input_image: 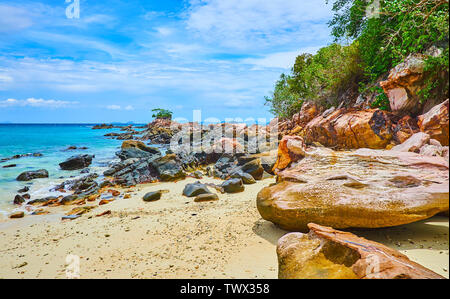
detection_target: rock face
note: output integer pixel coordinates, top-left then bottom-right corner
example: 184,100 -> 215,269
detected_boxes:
150,154 -> 186,182
257,147 -> 449,231
417,99 -> 449,146
16,169 -> 49,181
277,223 -> 445,279
59,154 -> 94,170
273,136 -> 306,172
303,109 -> 393,149
380,54 -> 426,114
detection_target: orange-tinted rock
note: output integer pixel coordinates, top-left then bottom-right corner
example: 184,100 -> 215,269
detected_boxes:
272,136 -> 306,172
212,138 -> 244,154
257,147 -> 449,231
292,101 -> 320,128
108,189 -> 121,197
417,99 -> 449,146
303,109 -> 393,149
380,54 -> 426,114
9,211 -> 25,219
96,210 -> 111,217
99,199 -> 113,206
277,223 -> 445,279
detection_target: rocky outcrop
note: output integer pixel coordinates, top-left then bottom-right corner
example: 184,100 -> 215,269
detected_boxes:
257,147 -> 449,231
92,123 -> 113,129
380,54 -> 426,114
303,109 -> 393,149
59,154 -> 94,170
117,140 -> 161,160
272,136 -> 306,172
417,99 -> 449,146
150,154 -> 186,182
16,169 -> 49,181
277,223 -> 445,279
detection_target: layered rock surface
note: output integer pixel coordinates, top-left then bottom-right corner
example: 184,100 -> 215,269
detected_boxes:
257,146 -> 449,231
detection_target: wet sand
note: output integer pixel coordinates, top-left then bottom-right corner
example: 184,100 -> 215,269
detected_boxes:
0,177 -> 448,278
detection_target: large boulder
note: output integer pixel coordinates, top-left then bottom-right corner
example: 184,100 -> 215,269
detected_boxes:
104,158 -> 157,186
380,54 -> 426,114
417,99 -> 449,146
277,223 -> 445,279
59,154 -> 94,170
16,169 -> 49,181
183,182 -> 211,197
303,109 -> 393,149
257,147 -> 449,231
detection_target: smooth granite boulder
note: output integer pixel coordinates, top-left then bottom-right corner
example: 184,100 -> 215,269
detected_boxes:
277,223 -> 445,279
257,147 -> 449,231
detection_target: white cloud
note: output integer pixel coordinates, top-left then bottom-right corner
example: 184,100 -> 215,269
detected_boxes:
242,47 -> 322,69
125,105 -> 134,110
185,0 -> 333,49
0,98 -> 78,108
0,4 -> 33,33
107,105 -> 122,110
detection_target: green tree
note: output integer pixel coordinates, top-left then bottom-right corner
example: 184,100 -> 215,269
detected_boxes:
152,108 -> 173,120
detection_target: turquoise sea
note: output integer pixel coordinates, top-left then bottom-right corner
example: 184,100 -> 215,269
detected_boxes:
0,124 -> 142,216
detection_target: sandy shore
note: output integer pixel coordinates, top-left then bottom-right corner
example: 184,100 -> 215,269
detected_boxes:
0,177 -> 448,279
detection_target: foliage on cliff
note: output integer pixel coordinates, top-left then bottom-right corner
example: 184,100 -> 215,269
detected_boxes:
265,43 -> 363,119
266,0 -> 449,119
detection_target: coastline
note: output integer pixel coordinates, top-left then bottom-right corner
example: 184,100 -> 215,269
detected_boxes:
0,177 -> 448,279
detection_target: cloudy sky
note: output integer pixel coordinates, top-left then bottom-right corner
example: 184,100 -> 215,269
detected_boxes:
0,0 -> 333,123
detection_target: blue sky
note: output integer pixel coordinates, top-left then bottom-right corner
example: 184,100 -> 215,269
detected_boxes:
0,0 -> 333,123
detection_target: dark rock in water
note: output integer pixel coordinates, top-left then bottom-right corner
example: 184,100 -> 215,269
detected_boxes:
28,196 -> 58,206
60,195 -> 79,205
80,168 -> 90,174
143,191 -> 162,202
0,152 -> 43,163
59,154 -> 94,170
16,169 -> 49,181
183,182 -> 211,197
22,193 -> 30,200
92,123 -> 113,129
14,195 -> 25,205
151,154 -> 186,182
221,178 -> 245,193
194,193 -> 219,202
2,164 -> 16,168
230,171 -> 256,185
18,186 -> 30,193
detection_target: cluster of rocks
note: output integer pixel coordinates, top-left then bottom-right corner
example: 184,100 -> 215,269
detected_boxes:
0,152 -> 43,163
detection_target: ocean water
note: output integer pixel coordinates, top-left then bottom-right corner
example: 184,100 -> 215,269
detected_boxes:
0,124 -> 140,216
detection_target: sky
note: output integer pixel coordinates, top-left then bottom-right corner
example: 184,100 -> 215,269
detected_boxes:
0,0 -> 334,123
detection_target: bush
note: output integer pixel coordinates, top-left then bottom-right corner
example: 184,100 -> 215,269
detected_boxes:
265,43 -> 363,119
152,108 -> 173,120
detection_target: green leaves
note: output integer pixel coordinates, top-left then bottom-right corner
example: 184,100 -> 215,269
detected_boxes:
152,108 -> 173,120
